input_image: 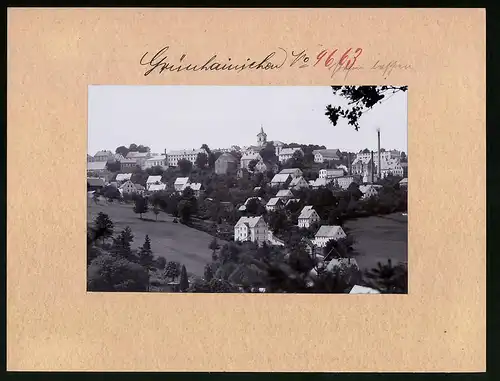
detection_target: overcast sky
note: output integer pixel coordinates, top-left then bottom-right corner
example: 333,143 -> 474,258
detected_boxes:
88,86 -> 407,155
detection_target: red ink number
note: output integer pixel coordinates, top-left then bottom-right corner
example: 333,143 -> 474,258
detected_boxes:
340,48 -> 363,69
325,49 -> 338,67
314,50 -> 328,67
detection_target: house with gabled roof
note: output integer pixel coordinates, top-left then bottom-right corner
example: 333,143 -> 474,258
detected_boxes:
185,182 -> 203,198
234,216 -> 268,246
278,148 -> 303,163
266,197 -> 284,212
326,257 -> 359,273
399,178 -> 408,188
313,225 -> 347,247
289,176 -> 309,190
270,173 -> 292,188
146,175 -> 163,190
148,183 -> 167,192
120,180 -> 145,195
349,285 -> 381,294
313,149 -> 341,163
240,152 -> 262,170
174,177 -> 190,192
115,173 -> 132,183
310,177 -> 332,189
359,184 -> 382,199
87,161 -> 107,173
238,197 -> 265,212
279,168 -> 303,178
94,150 -> 114,162
298,206 -> 321,228
276,189 -> 294,200
87,177 -> 106,191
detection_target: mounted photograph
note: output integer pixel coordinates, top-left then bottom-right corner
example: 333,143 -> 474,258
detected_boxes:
87,85 -> 408,294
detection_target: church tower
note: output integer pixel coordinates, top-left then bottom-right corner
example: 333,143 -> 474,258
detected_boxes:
257,125 -> 267,147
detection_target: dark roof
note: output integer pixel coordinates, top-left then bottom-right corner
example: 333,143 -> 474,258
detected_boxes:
87,178 -> 105,187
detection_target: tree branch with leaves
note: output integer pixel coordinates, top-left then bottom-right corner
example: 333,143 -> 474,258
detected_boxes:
325,86 -> 408,131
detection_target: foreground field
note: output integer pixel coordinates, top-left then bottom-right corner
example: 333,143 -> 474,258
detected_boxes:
344,213 -> 408,272
88,200 -> 225,276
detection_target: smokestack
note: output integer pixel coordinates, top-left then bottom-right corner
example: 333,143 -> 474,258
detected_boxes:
371,150 -> 374,183
377,128 -> 381,178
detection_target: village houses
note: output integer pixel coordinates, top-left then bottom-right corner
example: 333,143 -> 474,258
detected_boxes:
185,182 -> 203,198
313,149 -> 341,163
335,175 -> 362,190
215,153 -> 239,175
167,148 -> 207,167
115,173 -> 132,184
93,150 -> 114,162
275,189 -> 294,200
298,206 -> 321,229
148,183 -> 167,192
87,161 -> 108,174
234,216 -> 268,246
240,152 -> 262,170
289,176 -> 310,190
266,197 -> 284,212
319,168 -> 344,179
87,177 -> 106,192
313,225 -> 347,248
254,159 -> 279,174
119,180 -> 145,195
359,184 -> 383,199
174,177 -> 190,193
126,151 -> 151,169
146,175 -> 163,190
270,173 -> 292,188
279,168 -> 303,178
238,197 -> 265,212
145,154 -> 167,170
278,147 -> 303,163
120,158 -> 138,172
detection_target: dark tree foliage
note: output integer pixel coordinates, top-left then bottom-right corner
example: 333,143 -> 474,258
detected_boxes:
178,158 -> 193,175
179,265 -> 189,292
364,259 -> 408,294
106,161 -> 121,172
195,153 -> 209,169
204,264 -> 214,282
325,86 -> 408,130
139,235 -> 154,270
133,196 -> 149,219
112,226 -> 135,261
164,261 -> 181,282
92,212 -> 114,244
248,159 -> 258,172
115,145 -> 129,157
87,254 -> 149,292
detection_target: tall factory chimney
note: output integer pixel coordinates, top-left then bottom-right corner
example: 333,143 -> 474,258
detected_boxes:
371,150 -> 374,183
377,128 -> 381,179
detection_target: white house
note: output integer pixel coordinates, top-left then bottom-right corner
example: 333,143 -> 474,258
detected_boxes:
240,152 -> 262,170
276,189 -> 294,200
185,182 -> 203,198
349,285 -> 381,294
289,176 -> 309,190
94,150 -> 114,162
326,257 -> 359,273
266,197 -> 284,212
310,177 -> 332,189
167,149 -> 207,167
279,168 -> 303,178
115,173 -> 132,183
298,206 -> 321,228
148,183 -> 167,192
119,180 -> 143,195
380,158 -> 404,178
174,177 -> 190,192
146,175 -> 162,190
234,216 -> 269,246
359,184 -> 382,199
145,155 -> 167,169
126,151 -> 151,169
313,149 -> 341,163
319,168 -> 344,179
313,225 -> 347,247
278,148 -> 303,163
270,173 -> 291,188
335,175 -> 361,190
87,161 -> 108,173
